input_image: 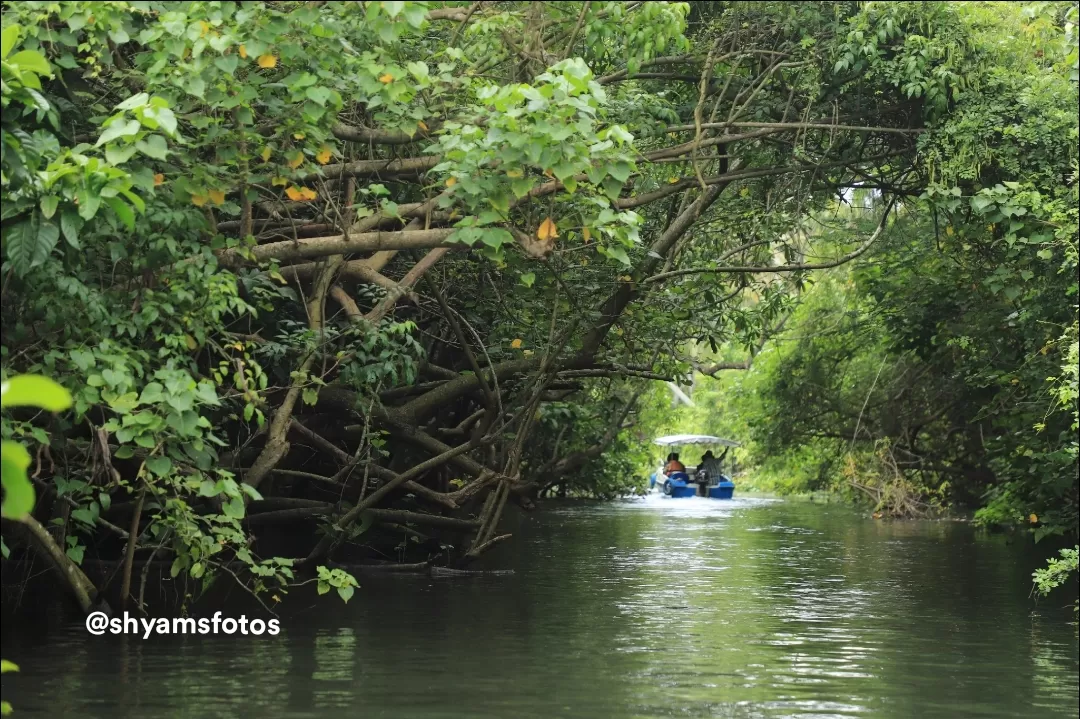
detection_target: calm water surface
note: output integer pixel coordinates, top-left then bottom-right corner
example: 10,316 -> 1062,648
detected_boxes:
3,497 -> 1078,718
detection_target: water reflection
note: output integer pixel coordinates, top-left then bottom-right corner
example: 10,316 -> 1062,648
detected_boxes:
3,497 -> 1077,718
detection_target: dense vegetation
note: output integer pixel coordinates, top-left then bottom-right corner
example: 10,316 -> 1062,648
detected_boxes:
1,1 -> 1076,616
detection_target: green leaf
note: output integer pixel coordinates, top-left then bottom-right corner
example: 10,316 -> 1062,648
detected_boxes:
520,272 -> 536,288
1,375 -> 73,411
1,440 -> 35,518
511,176 -> 536,198
153,107 -> 177,136
215,55 -> 239,74
1,24 -> 20,61
39,195 -> 59,219
66,542 -> 85,564
480,228 -> 513,249
0,659 -> 18,674
60,211 -> 82,249
305,86 -> 331,106
138,382 -> 164,404
605,161 -> 633,183
4,218 -> 59,273
116,93 -> 150,111
145,456 -> 172,477
10,50 -> 52,76
105,197 -> 136,231
76,187 -> 101,220
135,134 -> 169,160
108,140 -> 138,167
337,585 -> 355,602
240,483 -> 263,501
222,496 -> 245,519
96,119 -> 141,147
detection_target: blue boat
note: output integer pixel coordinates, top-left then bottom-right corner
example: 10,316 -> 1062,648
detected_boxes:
648,434 -> 739,499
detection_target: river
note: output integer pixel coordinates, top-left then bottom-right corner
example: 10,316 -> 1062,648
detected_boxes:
2,496 -> 1077,718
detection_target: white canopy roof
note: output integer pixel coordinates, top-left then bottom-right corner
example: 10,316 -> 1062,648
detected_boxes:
653,434 -> 740,447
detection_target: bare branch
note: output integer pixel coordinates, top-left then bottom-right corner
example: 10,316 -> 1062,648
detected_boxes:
644,197 -> 897,284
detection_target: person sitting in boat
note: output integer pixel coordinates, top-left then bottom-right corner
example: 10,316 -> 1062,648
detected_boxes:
663,453 -> 686,476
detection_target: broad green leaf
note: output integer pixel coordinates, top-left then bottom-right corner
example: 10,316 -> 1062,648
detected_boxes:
223,496 -> 245,519
116,92 -> 150,111
145,456 -> 172,477
1,24 -> 19,60
105,197 -> 136,231
0,440 -> 35,518
60,211 -> 82,249
39,195 -> 59,219
10,49 -> 51,76
1,375 -> 72,411
96,119 -> 141,147
136,134 -> 169,160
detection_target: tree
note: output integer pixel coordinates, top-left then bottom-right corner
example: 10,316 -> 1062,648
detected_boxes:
2,1 -> 1031,608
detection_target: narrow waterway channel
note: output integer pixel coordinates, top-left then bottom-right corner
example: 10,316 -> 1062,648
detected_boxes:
3,497 -> 1077,718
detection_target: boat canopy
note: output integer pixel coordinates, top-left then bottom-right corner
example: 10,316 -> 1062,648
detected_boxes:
653,434 -> 740,447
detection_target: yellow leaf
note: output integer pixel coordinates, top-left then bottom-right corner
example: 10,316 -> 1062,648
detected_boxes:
945,225 -> 954,236
261,146 -> 272,162
506,168 -> 523,178
287,152 -> 304,169
418,120 -> 429,132
271,176 -> 288,187
1029,513 -> 1039,523
379,73 -> 394,83
739,186 -> 750,197
582,226 -> 591,242
537,217 -> 558,242
1011,378 -> 1020,384
580,257 -> 589,266
153,173 -> 165,186
316,147 -> 332,165
271,594 -> 281,603
445,176 -> 457,187
619,274 -> 632,282
286,186 -> 317,202
269,270 -> 288,285
293,132 -> 305,140
511,339 -> 523,349
523,349 -> 534,357
238,44 -> 248,59
184,334 -> 197,350
668,176 -> 680,184
190,194 -> 208,207
199,20 -> 210,37
208,189 -> 226,206
257,54 -> 277,69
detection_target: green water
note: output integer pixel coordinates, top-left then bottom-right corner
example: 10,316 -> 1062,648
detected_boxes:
3,497 -> 1078,717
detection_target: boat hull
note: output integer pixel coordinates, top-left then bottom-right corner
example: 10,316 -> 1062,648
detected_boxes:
650,473 -> 735,499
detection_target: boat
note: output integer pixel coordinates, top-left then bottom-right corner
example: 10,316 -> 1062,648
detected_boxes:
649,434 -> 740,499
